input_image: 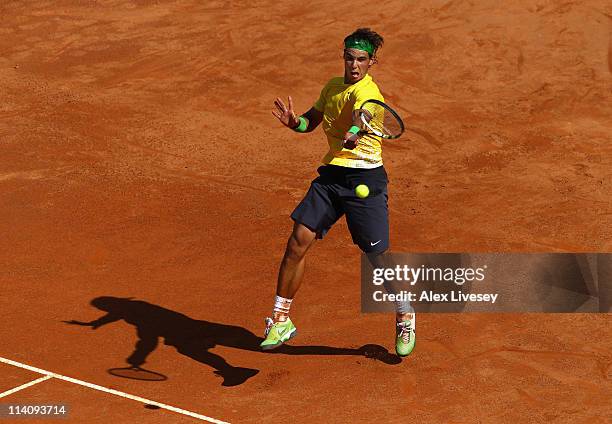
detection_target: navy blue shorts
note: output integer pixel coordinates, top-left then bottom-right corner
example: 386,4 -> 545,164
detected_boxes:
291,164 -> 389,253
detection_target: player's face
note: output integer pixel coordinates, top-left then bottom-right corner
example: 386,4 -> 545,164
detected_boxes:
343,48 -> 373,84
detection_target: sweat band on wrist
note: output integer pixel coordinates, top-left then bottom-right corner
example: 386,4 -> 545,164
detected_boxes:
293,116 -> 308,133
348,125 -> 361,135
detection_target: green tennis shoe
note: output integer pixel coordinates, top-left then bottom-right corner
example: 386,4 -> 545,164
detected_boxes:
395,317 -> 416,357
260,317 -> 297,350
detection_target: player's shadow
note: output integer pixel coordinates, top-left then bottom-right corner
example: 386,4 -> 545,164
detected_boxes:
64,296 -> 399,387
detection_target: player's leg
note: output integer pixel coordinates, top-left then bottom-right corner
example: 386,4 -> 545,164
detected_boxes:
365,250 -> 415,357
344,196 -> 414,322
260,223 -> 315,351
343,167 -> 415,356
365,251 -> 414,318
261,168 -> 343,350
276,222 -> 317,301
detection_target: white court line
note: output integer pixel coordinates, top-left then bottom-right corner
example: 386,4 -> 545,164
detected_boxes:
0,357 -> 229,424
0,375 -> 53,398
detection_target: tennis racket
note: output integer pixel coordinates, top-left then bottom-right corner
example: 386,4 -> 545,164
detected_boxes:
357,99 -> 405,139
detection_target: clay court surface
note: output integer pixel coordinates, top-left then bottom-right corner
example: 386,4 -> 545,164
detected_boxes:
1,0 -> 611,422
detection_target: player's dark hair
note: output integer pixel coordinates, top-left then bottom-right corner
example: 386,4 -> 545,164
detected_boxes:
344,28 -> 384,59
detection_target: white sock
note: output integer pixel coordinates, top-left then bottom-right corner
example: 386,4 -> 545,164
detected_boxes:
272,295 -> 292,322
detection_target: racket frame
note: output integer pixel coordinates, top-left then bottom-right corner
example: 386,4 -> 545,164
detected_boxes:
358,99 -> 405,139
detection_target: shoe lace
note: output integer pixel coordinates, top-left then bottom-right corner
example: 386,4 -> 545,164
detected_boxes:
264,317 -> 274,336
398,322 -> 412,344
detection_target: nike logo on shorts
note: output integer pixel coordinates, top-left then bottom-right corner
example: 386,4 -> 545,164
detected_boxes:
370,240 -> 381,246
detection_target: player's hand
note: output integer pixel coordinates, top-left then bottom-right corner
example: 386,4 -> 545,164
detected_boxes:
342,131 -> 360,150
272,96 -> 299,129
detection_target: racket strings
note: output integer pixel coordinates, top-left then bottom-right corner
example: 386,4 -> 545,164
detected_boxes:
381,110 -> 402,137
361,101 -> 403,138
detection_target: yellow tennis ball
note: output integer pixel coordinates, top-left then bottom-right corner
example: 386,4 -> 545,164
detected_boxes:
355,184 -> 370,199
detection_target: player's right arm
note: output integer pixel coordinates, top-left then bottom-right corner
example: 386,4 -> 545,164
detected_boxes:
342,109 -> 368,149
272,96 -> 323,133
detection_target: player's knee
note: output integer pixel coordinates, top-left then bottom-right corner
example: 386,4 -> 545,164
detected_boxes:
285,238 -> 305,261
285,226 -> 314,261
366,250 -> 388,268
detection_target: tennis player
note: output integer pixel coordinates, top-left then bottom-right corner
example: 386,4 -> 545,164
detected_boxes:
261,28 -> 415,357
